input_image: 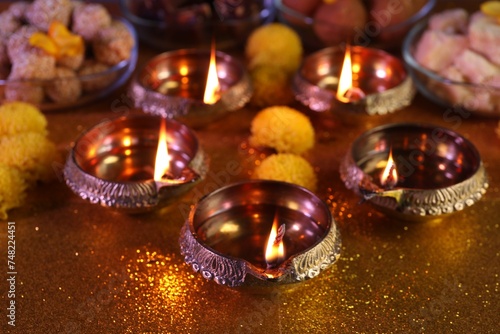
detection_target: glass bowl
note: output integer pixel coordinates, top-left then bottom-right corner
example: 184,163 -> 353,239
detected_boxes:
274,0 -> 436,50
403,19 -> 500,117
119,0 -> 275,50
0,18 -> 138,112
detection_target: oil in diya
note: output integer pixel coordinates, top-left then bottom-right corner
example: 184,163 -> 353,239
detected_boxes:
340,123 -> 489,219
293,45 -> 415,115
64,114 -> 208,213
179,180 -> 342,287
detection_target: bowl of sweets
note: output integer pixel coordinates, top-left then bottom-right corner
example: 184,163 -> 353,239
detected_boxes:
274,0 -> 436,50
120,0 -> 275,50
0,0 -> 137,111
403,3 -> 500,116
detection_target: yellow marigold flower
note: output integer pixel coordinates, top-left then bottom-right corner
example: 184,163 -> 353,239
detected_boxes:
245,23 -> 303,74
249,65 -> 295,108
0,164 -> 27,220
252,153 -> 317,192
0,132 -> 58,184
249,106 -> 315,154
0,102 -> 47,136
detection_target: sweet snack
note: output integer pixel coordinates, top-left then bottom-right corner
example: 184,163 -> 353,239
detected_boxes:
93,21 -> 135,66
0,10 -> 21,38
281,0 -> 429,46
313,0 -> 367,45
6,25 -> 39,60
78,60 -> 116,92
45,67 -> 82,103
72,3 -> 112,41
4,82 -> 45,104
25,0 -> 72,31
0,0 -> 134,106
8,52 -> 56,80
7,2 -> 29,20
368,0 -> 428,28
412,5 -> 500,113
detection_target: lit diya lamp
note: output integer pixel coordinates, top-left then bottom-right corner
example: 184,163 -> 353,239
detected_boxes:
64,114 -> 208,213
340,123 -> 488,219
179,180 -> 342,287
129,41 -> 252,127
293,45 -> 415,115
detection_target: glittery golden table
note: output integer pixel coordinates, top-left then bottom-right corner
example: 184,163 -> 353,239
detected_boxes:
1,2 -> 499,333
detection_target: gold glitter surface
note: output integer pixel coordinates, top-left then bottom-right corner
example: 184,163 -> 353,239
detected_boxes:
0,2 -> 499,333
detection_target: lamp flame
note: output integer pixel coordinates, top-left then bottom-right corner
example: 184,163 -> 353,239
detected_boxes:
337,45 -> 353,103
336,45 -> 365,102
203,39 -> 220,104
265,214 -> 285,268
380,148 -> 398,189
154,118 -> 170,181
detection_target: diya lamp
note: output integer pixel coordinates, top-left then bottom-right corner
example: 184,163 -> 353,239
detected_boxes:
179,180 -> 342,287
129,41 -> 252,127
64,114 -> 208,213
293,45 -> 415,115
340,123 -> 489,220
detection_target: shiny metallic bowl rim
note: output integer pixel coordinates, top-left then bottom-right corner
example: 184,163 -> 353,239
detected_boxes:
63,114 -> 207,213
179,180 -> 342,287
340,122 -> 489,218
293,45 -> 415,115
129,48 -> 252,125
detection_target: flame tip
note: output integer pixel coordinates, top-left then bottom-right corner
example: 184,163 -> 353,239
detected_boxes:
337,44 -> 366,103
153,118 -> 170,181
265,214 -> 286,268
380,147 -> 399,189
203,40 -> 221,104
